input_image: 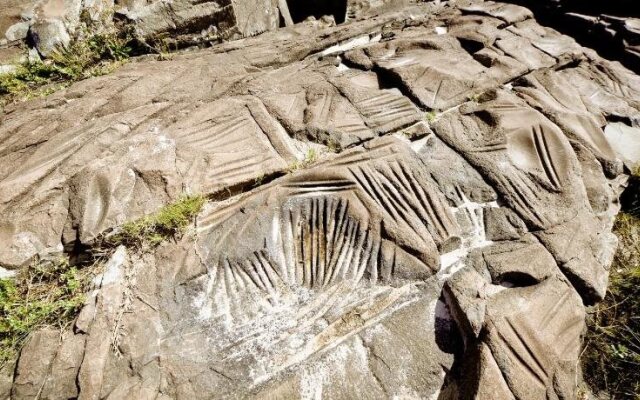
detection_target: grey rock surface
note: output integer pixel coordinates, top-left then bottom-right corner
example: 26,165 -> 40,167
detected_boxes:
4,22 -> 29,42
345,0 -> 410,21
2,0 -> 286,60
1,1 -> 639,399
29,18 -> 72,56
118,0 -> 279,41
605,122 -> 640,170
499,0 -> 640,73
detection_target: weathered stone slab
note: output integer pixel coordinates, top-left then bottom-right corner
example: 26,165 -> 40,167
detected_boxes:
3,3 -> 640,399
604,122 -> 640,169
433,90 -> 588,230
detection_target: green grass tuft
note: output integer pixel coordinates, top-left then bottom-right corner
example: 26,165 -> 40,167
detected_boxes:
0,258 -> 96,366
326,139 -> 340,153
253,173 -> 266,187
582,212 -> 640,399
288,148 -> 318,172
467,93 -> 481,102
0,30 -> 134,104
305,148 -> 318,164
108,195 -> 206,248
425,110 -> 437,123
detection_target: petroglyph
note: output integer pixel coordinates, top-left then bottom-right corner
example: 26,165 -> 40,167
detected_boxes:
433,91 -> 585,230
2,2 -> 639,399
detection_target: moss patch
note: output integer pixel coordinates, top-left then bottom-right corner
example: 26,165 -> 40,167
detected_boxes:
582,212 -> 640,399
107,195 -> 206,248
0,258 -> 97,366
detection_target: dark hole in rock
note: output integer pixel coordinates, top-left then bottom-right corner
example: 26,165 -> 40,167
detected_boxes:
434,295 -> 464,356
621,173 -> 640,217
458,38 -> 484,55
25,27 -> 38,50
606,114 -> 637,127
497,272 -> 539,288
286,0 -> 347,24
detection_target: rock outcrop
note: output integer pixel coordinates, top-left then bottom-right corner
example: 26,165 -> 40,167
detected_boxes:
0,0 -> 418,65
1,0 -> 285,62
1,1 -> 640,399
500,0 -> 640,73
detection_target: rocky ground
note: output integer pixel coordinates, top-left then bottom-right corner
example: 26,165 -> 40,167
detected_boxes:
501,0 -> 640,74
0,0 -> 639,399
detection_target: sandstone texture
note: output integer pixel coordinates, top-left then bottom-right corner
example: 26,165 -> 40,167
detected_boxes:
1,1 -> 640,399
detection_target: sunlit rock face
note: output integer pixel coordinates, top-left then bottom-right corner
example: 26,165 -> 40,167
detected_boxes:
2,1 -> 640,399
1,0 -> 282,62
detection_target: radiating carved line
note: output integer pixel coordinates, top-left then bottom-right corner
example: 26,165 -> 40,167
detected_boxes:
372,170 -> 415,220
470,143 -> 508,153
351,166 -> 410,230
495,174 -> 547,227
301,203 -> 312,287
495,326 -> 547,388
4,124 -> 97,183
328,219 -> 355,285
325,199 -> 350,286
223,259 -> 239,313
555,315 -> 584,355
539,288 -> 571,328
286,180 -> 355,188
211,154 -> 271,173
336,123 -> 371,134
355,229 -> 375,283
179,114 -> 250,148
532,124 -> 561,191
245,258 -> 266,292
432,79 -> 444,107
289,187 -> 355,196
234,263 -> 251,289
397,162 -> 458,241
504,318 -> 549,383
357,93 -> 417,127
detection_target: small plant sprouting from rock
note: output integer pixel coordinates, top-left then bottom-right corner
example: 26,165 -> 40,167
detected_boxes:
403,129 -> 421,140
326,139 -> 341,153
582,211 -> 640,399
0,30 -> 134,104
288,148 -> 318,172
107,195 -> 206,248
254,173 -> 266,187
425,110 -> 437,123
305,148 -> 318,162
467,92 -> 482,103
0,62 -> 66,100
147,36 -> 178,61
0,258 -> 97,366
